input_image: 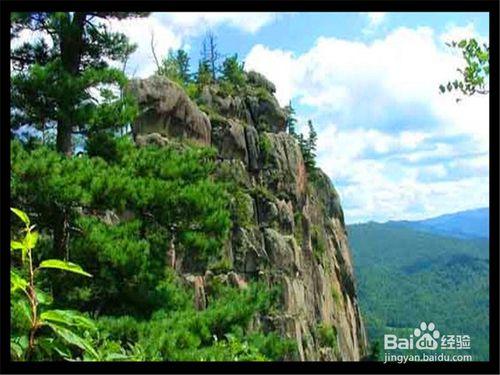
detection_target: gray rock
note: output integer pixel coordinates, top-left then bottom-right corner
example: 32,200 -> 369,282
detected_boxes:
211,117 -> 248,164
246,95 -> 286,133
263,228 -> 301,272
260,132 -> 307,202
246,70 -> 276,93
244,125 -> 260,171
128,76 -> 211,145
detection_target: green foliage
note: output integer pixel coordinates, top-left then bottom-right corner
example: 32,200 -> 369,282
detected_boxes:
259,133 -> 273,165
221,54 -> 246,88
315,323 -> 338,349
349,222 -> 489,361
331,287 -> 341,306
440,38 -> 489,98
10,19 -> 323,362
157,49 -> 191,86
97,281 -> 295,361
311,225 -> 327,263
197,60 -> 213,87
293,211 -> 304,244
284,101 -> 297,136
231,190 -> 254,227
300,120 -> 318,171
86,131 -> 121,163
10,208 -> 96,361
11,12 -> 145,154
11,138 -> 232,314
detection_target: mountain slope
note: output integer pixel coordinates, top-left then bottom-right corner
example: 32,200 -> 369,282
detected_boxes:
390,207 -> 489,239
348,220 -> 489,361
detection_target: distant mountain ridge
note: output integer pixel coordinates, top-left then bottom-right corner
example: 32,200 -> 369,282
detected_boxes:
347,208 -> 489,361
387,207 -> 489,239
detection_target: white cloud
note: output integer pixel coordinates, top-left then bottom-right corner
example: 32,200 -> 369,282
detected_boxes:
245,23 -> 489,223
107,16 -> 182,78
159,12 -> 279,35
244,45 -> 299,105
11,29 -> 53,50
108,12 -> 278,78
362,12 -> 387,35
439,22 -> 484,45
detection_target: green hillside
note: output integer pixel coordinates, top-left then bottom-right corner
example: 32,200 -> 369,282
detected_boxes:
348,222 -> 489,361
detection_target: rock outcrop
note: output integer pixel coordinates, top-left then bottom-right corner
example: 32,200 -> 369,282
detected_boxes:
130,72 -> 367,361
128,76 -> 211,146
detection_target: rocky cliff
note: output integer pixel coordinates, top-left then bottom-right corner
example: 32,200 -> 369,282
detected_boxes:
128,73 -> 367,361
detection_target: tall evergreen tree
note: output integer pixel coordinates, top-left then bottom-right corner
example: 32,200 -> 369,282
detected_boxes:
175,49 -> 191,83
11,12 -> 148,156
284,101 -> 297,136
196,60 -> 213,86
157,49 -> 191,85
221,54 -> 245,87
307,119 -> 318,163
11,12 -> 148,258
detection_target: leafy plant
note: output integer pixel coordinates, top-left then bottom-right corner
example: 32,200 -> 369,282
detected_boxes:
10,208 -> 96,361
440,38 -> 489,99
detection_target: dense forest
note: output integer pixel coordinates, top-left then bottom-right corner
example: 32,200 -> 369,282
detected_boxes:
348,220 -> 489,361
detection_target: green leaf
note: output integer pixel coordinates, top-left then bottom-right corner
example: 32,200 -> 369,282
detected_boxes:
46,322 -> 99,359
10,335 -> 28,359
41,309 -> 96,331
24,231 -> 39,250
10,240 -> 25,250
11,208 -> 30,226
11,239 -> 28,262
458,39 -> 467,48
11,270 -> 28,294
38,260 -> 92,277
36,289 -> 54,306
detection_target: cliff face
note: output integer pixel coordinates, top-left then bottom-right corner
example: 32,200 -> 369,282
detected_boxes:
129,74 -> 367,361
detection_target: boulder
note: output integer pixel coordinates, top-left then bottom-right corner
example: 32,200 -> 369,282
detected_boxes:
128,76 -> 211,145
246,94 -> 286,132
246,70 -> 276,93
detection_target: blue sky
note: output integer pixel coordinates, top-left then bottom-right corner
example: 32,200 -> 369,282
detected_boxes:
47,12 -> 479,224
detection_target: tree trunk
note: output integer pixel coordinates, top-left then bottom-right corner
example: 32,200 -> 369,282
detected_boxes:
53,12 -> 86,257
55,12 -> 86,156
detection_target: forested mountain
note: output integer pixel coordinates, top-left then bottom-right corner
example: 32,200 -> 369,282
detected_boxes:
348,215 -> 489,361
389,207 -> 489,239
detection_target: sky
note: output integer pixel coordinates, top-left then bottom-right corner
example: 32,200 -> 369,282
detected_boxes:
15,12 -> 490,224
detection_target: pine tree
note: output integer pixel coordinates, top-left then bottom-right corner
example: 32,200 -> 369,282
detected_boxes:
197,60 -> 213,87
284,101 -> 297,136
157,49 -> 191,85
221,54 -> 245,87
175,49 -> 191,84
307,119 -> 318,164
296,119 -> 317,171
11,12 -> 147,258
11,12 -> 147,156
